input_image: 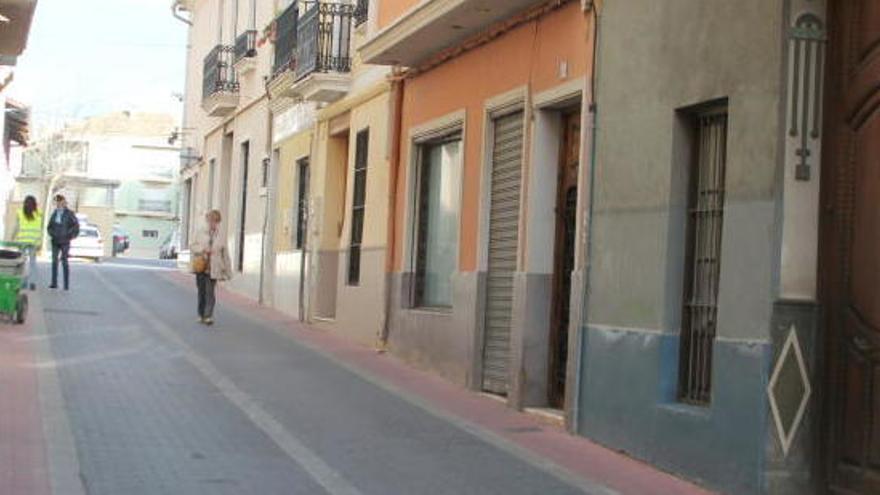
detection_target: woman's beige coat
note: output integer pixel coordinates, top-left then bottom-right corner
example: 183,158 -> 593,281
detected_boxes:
189,227 -> 233,281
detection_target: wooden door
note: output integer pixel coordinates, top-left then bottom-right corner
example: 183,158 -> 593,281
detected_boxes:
548,111 -> 581,409
821,1 -> 880,493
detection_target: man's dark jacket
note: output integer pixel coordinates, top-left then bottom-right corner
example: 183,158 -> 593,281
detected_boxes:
47,209 -> 80,245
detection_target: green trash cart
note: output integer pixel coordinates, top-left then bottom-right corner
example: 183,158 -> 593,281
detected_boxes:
0,242 -> 29,324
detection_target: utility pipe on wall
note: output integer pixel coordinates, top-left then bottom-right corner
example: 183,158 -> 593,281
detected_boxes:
378,69 -> 406,349
568,0 -> 602,434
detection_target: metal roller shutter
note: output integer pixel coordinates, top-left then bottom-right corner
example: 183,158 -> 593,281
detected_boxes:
481,111 -> 524,395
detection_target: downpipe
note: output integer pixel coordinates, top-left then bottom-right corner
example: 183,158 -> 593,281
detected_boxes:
569,4 -> 601,434
377,70 -> 405,349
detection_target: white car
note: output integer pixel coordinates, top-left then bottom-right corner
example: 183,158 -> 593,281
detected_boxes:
69,225 -> 104,262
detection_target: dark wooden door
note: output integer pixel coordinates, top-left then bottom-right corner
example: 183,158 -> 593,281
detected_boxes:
548,111 -> 581,409
821,1 -> 880,493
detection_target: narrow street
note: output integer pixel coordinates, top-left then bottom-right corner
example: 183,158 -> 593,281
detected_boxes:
0,260 -> 701,495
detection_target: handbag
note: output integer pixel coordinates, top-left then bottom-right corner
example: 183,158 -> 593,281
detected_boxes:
191,253 -> 208,274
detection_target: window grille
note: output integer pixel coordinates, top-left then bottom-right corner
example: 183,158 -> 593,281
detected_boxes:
679,108 -> 728,405
295,158 -> 310,250
348,129 -> 369,286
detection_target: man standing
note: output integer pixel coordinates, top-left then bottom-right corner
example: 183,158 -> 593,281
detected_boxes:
46,194 -> 79,290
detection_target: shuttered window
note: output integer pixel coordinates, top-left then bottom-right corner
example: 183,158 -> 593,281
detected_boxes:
348,130 -> 369,286
679,106 -> 728,405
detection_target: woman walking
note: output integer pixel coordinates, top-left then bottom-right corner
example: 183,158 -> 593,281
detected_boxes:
9,195 -> 43,290
190,209 -> 232,325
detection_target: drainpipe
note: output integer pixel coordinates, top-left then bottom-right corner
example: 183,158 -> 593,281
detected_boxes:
569,1 -> 601,434
377,69 -> 405,349
171,1 -> 192,26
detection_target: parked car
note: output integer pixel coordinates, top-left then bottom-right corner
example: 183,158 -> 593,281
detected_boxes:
112,226 -> 130,256
159,230 -> 180,260
69,225 -> 103,262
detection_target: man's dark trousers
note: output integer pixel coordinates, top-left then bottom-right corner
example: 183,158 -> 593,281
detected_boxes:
51,242 -> 70,289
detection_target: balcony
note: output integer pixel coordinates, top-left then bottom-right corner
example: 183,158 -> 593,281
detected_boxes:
233,30 -> 258,74
201,45 -> 239,117
361,0 -> 547,67
354,0 -> 369,27
268,2 -> 354,105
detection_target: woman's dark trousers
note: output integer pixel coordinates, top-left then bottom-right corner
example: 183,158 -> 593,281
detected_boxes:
196,273 -> 216,318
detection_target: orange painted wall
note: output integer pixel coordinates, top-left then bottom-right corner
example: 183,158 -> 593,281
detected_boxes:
392,2 -> 592,272
377,0 -> 421,30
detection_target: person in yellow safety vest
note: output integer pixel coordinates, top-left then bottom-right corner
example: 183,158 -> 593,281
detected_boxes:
9,195 -> 42,290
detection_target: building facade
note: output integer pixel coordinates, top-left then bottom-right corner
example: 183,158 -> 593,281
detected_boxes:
176,0 -> 277,300
575,1 -> 879,494
13,112 -> 179,257
363,0 -> 594,420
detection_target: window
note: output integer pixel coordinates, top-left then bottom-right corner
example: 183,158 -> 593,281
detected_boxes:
143,230 -> 159,239
678,104 -> 729,405
413,135 -> 462,308
354,0 -> 369,26
261,157 -> 270,188
208,158 -> 216,209
238,141 -> 250,272
295,158 -> 310,250
348,130 -> 369,286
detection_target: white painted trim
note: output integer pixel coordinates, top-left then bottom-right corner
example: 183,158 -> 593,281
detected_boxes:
767,325 -> 812,457
533,78 -> 585,110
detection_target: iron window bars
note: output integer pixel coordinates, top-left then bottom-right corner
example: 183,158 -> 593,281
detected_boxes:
296,158 -> 310,250
202,45 -> 239,100
295,2 -> 354,81
272,2 -> 299,76
234,30 -> 258,64
354,0 -> 368,26
679,107 -> 729,405
348,129 -> 369,286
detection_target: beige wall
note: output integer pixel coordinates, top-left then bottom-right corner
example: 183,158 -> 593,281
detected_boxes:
274,130 -> 312,253
182,0 -> 278,299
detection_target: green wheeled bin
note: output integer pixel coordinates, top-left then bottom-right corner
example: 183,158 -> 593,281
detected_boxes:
0,242 -> 28,324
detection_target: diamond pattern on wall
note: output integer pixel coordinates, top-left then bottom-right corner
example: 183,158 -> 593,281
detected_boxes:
768,325 -> 812,457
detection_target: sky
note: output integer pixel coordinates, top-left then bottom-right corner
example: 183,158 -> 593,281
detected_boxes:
9,0 -> 188,135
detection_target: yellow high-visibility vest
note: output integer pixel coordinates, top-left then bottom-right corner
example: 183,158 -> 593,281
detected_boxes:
15,209 -> 43,247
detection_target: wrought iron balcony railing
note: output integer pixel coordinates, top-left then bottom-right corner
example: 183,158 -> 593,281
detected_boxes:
354,0 -> 368,26
234,30 -> 258,64
202,45 -> 239,100
272,2 -> 299,76
295,2 -> 354,80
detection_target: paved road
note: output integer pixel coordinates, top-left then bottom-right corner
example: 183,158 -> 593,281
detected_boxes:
35,263 -> 590,495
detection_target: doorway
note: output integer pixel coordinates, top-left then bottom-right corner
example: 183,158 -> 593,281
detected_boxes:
820,2 -> 880,493
548,110 -> 581,409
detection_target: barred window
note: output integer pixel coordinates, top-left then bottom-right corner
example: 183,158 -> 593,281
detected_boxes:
348,129 -> 369,286
295,158 -> 310,250
679,105 -> 728,405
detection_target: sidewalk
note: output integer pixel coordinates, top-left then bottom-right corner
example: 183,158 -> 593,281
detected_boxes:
0,303 -> 51,495
167,271 -> 716,495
